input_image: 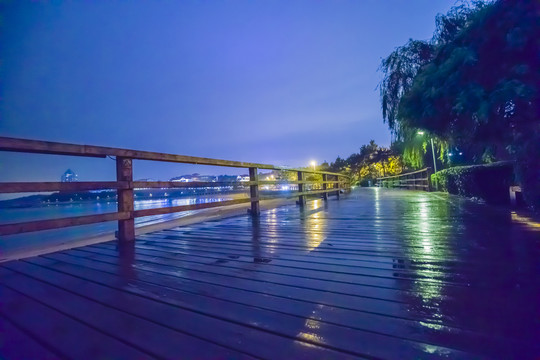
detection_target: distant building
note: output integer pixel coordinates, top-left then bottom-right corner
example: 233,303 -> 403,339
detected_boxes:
170,173 -> 217,183
237,175 -> 251,182
61,169 -> 78,182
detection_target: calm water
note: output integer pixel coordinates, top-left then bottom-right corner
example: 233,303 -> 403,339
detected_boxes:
0,195 -> 245,257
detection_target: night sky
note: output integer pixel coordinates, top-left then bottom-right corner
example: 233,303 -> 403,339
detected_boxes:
1,0 -> 456,184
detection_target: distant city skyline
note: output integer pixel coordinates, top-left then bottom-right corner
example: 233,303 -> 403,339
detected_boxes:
1,0 -> 457,184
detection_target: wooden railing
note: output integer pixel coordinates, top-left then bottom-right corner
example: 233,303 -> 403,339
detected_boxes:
0,137 -> 350,241
376,168 -> 432,191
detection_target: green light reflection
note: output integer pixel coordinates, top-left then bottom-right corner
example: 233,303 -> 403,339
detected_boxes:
405,194 -> 453,328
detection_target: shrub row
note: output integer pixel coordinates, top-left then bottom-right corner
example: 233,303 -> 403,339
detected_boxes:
431,161 -> 515,204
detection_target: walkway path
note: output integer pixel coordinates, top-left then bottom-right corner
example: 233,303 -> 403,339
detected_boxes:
1,188 -> 539,359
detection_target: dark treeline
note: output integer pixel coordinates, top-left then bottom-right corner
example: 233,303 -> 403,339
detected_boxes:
378,0 -> 540,208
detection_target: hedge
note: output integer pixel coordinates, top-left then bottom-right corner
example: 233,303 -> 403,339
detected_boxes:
430,161 -> 515,204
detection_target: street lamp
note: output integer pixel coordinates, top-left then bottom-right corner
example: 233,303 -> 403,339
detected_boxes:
417,131 -> 437,173
310,161 -> 316,170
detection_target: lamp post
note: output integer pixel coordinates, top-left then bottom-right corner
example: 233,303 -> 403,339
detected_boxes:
310,161 -> 316,171
417,131 -> 437,173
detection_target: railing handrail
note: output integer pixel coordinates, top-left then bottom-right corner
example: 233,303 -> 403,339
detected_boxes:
0,136 -> 351,240
376,167 -> 430,181
375,168 -> 431,192
0,136 -> 343,176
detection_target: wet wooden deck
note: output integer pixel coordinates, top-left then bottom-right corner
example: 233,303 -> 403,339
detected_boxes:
1,188 -> 539,359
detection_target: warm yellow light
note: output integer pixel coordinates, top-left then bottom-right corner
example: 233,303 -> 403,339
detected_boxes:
310,161 -> 316,168
511,212 -> 540,231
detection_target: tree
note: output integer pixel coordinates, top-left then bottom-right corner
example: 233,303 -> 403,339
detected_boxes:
329,140 -> 403,185
379,0 -> 540,208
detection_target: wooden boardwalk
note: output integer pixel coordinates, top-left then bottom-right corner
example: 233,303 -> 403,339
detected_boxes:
1,188 -> 539,359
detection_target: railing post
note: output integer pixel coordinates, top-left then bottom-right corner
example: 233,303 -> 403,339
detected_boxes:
116,157 -> 135,242
249,167 -> 260,216
322,174 -> 328,201
426,167 -> 433,192
297,171 -> 306,207
336,175 -> 340,199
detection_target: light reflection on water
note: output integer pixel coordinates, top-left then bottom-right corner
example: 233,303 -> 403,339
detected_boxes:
0,195 -> 242,256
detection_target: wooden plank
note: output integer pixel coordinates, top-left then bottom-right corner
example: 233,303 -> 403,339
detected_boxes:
45,247 -> 540,354
81,244 -> 467,295
3,261 -> 353,359
252,180 -> 340,185
0,315 -> 60,359
377,168 -> 429,180
394,179 -> 429,183
140,229 -> 499,282
158,225 -> 460,258
140,235 -> 518,291
130,239 -> 464,284
24,255 -> 526,358
0,136 -> 272,168
0,265 -> 253,359
132,180 -> 339,188
11,259 -> 481,359
0,136 -> 345,177
0,181 -> 126,193
260,188 -> 340,201
154,227 -> 468,255
163,227 -> 463,253
61,248 -> 429,320
148,232 -> 463,263
0,281 -> 151,359
296,188 -> 341,197
0,179 -> 337,194
0,212 -> 129,236
144,232 -> 463,271
133,198 -> 252,218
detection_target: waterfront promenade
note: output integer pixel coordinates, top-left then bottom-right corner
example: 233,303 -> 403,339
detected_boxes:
1,188 -> 539,359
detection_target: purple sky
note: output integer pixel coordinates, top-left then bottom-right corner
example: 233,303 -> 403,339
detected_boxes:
1,0 -> 457,183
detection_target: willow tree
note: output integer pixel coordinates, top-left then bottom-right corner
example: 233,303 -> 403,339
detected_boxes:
379,0 -> 540,208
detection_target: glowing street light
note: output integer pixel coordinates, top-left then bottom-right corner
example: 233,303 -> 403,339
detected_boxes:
310,161 -> 316,170
417,131 -> 437,173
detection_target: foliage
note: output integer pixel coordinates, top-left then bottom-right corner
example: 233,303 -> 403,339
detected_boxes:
276,169 -> 322,183
380,0 -> 540,208
276,170 -> 299,182
326,140 -> 403,185
431,161 -> 514,204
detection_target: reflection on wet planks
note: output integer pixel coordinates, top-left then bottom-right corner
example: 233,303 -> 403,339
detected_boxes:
1,188 -> 539,359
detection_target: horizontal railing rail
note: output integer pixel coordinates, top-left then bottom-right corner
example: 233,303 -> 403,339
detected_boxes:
0,180 -> 341,193
0,137 -> 351,240
376,168 -> 432,192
